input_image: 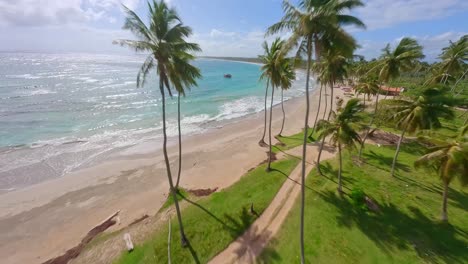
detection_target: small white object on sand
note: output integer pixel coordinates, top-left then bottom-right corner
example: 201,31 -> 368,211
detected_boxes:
124,233 -> 134,252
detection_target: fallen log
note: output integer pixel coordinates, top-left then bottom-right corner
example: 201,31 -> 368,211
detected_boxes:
42,210 -> 120,264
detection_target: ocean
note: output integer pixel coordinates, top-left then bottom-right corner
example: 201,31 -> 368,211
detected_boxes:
0,53 -> 310,191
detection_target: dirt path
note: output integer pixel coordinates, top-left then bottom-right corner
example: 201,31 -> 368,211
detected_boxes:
208,144 -> 336,264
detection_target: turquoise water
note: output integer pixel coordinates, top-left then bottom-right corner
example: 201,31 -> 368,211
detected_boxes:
0,53 -> 310,190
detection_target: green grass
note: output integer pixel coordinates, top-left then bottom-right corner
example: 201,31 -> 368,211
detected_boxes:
273,130 -> 316,154
259,143 -> 468,263
160,188 -> 190,211
114,157 -> 300,264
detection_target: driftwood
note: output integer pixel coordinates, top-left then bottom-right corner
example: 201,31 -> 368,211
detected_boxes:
188,188 -> 218,197
42,210 -> 120,264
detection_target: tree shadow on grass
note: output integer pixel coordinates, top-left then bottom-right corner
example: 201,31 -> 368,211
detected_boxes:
363,150 -> 411,173
320,190 -> 468,263
319,161 -> 356,190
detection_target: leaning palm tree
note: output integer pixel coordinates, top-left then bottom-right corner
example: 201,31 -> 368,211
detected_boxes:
267,1 -> 365,261
277,59 -> 296,137
115,0 -> 201,246
415,126 -> 468,222
259,38 -> 284,171
359,38 -> 424,159
439,35 -> 467,85
387,88 -> 455,177
316,98 -> 364,193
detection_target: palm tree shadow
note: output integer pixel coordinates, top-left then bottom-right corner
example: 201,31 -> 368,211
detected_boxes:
320,190 -> 468,263
270,168 -> 314,191
363,150 -> 411,172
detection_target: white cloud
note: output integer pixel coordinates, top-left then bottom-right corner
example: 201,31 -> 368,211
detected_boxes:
356,31 -> 467,61
0,0 -> 141,27
190,29 -> 283,57
355,0 -> 468,30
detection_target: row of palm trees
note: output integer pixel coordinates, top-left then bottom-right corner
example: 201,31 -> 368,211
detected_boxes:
116,0 -> 467,260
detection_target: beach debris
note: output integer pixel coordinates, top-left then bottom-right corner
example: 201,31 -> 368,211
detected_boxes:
42,210 -> 120,264
129,214 -> 150,227
124,233 -> 134,252
224,74 -> 232,78
188,188 -> 218,196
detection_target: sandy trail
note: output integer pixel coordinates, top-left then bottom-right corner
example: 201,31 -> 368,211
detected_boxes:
208,145 -> 336,264
0,80 -> 346,264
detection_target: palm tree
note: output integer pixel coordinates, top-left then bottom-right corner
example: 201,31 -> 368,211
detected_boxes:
388,88 -> 455,177
354,76 -> 378,107
115,0 -> 201,247
356,76 -> 380,159
278,59 -> 296,137
415,126 -> 468,222
259,38 -> 285,171
440,35 -> 467,86
315,48 -> 355,174
359,38 -> 424,159
316,98 -> 364,193
267,1 -> 365,262
168,55 -> 202,189
259,81 -> 270,147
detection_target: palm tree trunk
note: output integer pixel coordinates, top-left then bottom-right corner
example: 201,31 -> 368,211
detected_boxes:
317,82 -> 334,174
259,81 -> 270,146
310,84 -> 323,138
175,94 -> 182,189
338,143 -> 343,195
159,78 -> 187,247
278,89 -> 285,136
328,81 -> 334,120
441,180 -> 449,222
322,86 -> 328,120
358,93 -> 380,159
452,69 -> 468,93
300,36 -> 312,264
391,124 -> 408,177
267,86 -> 275,171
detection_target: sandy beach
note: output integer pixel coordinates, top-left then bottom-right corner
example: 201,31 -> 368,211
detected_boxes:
0,82 -> 346,264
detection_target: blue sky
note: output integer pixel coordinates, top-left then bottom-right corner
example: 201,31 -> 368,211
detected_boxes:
0,0 -> 466,61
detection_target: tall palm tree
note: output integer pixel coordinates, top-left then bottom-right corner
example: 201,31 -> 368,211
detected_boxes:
267,1 -> 365,262
388,88 -> 455,177
115,0 -> 201,246
278,59 -> 296,137
316,98 -> 364,193
356,76 -> 380,159
168,54 -> 202,189
359,38 -> 424,158
259,38 -> 285,171
259,81 -> 270,147
415,126 -> 468,222
315,48 -> 355,173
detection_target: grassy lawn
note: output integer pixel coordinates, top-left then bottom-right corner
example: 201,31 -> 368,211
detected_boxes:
273,130 -> 316,154
115,157 -> 299,264
259,143 -> 468,263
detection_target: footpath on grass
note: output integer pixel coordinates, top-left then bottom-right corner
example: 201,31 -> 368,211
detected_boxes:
209,144 -> 336,264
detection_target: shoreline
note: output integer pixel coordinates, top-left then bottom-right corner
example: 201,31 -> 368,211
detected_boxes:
0,76 -> 342,264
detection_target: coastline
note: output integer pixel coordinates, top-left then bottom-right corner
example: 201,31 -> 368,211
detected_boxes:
0,75 -> 343,264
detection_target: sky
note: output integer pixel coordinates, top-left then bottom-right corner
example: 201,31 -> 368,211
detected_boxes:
0,0 -> 467,61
